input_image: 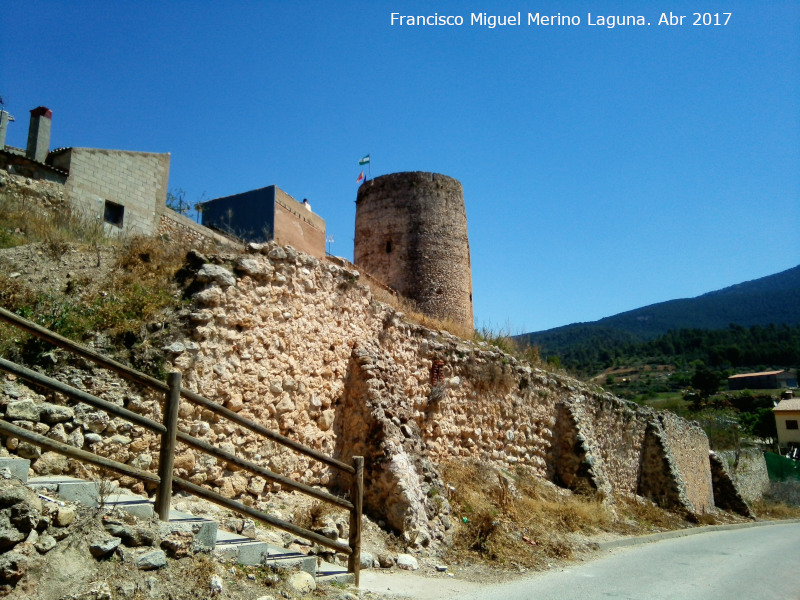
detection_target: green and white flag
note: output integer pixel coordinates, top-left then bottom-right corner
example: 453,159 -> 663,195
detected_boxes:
358,154 -> 370,165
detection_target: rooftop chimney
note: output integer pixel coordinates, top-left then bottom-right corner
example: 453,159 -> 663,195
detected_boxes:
0,110 -> 13,149
26,106 -> 52,163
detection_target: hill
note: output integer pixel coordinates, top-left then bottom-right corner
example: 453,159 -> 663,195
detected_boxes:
516,264 -> 800,360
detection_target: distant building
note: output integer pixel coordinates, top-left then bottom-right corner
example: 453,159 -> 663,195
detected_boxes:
728,370 -> 798,391
1,106 -> 171,237
197,186 -> 325,259
774,391 -> 800,450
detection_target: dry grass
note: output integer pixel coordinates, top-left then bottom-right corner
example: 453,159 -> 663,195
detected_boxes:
751,498 -> 800,520
442,460 -> 614,568
0,187 -> 208,376
0,192 -> 106,251
367,282 -> 475,340
439,460 -> 726,570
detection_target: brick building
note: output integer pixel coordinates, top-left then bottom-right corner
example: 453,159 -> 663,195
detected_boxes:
1,106 -> 170,236
197,186 -> 326,259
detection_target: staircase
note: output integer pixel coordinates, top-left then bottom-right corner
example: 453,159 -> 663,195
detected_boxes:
0,457 -> 352,584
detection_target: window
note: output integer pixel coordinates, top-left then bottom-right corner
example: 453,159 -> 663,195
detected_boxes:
103,200 -> 124,228
786,420 -> 798,430
385,240 -> 392,253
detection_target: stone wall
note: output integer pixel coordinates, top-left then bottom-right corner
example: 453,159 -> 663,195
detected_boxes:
0,241 -> 731,546
716,448 -> 769,504
157,210 -> 239,249
49,148 -> 170,236
354,172 -> 473,331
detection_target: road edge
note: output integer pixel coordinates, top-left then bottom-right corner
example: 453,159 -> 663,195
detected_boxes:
597,518 -> 800,550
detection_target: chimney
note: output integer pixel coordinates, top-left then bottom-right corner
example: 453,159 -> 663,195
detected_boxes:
0,110 -> 12,149
26,106 -> 52,163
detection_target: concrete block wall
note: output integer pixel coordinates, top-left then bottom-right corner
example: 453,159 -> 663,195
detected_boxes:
274,199 -> 326,259
52,148 -> 169,236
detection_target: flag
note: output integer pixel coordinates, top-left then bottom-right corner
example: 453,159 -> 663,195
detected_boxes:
356,171 -> 365,183
358,154 -> 370,165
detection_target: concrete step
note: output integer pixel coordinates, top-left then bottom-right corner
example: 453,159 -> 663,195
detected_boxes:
214,529 -> 317,574
23,472 -> 352,582
27,475 -> 101,507
0,457 -> 30,483
316,560 -> 354,584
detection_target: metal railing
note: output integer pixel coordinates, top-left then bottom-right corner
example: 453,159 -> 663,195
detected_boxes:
0,306 -> 364,584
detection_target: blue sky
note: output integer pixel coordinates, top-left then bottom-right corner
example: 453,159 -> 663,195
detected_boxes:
3,1 -> 798,333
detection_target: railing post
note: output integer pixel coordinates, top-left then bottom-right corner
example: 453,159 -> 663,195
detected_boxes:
347,455 -> 364,586
155,371 -> 181,521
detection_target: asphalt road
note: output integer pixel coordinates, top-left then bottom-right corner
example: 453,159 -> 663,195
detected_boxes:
361,522 -> 800,600
461,522 -> 800,600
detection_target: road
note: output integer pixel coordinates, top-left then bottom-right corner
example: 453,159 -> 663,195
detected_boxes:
361,522 -> 800,600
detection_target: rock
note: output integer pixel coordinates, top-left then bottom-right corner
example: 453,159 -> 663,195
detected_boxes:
47,423 -> 69,444
129,453 -> 153,470
104,520 -> 154,547
377,552 -> 395,568
267,246 -> 287,260
235,257 -> 271,280
68,429 -> 84,448
209,574 -> 223,595
74,581 -> 112,600
16,442 -> 41,460
84,433 -> 103,445
275,396 -> 294,415
116,581 -> 137,599
135,549 -> 166,570
161,531 -> 194,558
185,249 -> 209,269
196,264 -> 236,288
164,342 -> 186,354
39,403 -> 75,424
9,502 -> 40,534
90,536 -> 121,558
6,400 -> 40,422
55,505 -> 76,527
0,551 -> 28,584
286,571 -> 316,594
82,411 -> 109,434
0,518 -> 26,549
318,409 -> 335,431
396,553 -> 419,571
360,550 -> 376,569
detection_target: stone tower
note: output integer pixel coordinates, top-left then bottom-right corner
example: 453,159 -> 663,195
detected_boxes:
354,171 -> 473,331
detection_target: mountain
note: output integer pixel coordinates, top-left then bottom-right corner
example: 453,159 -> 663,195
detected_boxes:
516,265 -> 800,357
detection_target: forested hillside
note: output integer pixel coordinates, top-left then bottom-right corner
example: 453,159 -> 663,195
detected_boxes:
547,323 -> 800,376
516,264 -> 800,369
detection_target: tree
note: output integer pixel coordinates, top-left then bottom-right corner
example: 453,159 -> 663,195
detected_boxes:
166,188 -> 190,215
691,365 -> 721,398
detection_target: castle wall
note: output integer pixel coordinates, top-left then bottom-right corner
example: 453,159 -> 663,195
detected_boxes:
716,448 -> 769,504
50,148 -> 169,236
354,172 -> 473,331
658,412 -> 715,513
0,241 -> 723,545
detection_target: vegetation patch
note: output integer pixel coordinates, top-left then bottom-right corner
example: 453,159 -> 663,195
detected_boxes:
442,460 -> 612,568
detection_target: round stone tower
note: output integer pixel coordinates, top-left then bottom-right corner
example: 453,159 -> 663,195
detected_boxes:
354,171 -> 473,331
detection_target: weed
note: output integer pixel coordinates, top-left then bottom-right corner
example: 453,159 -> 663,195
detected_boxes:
442,460 -> 614,568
